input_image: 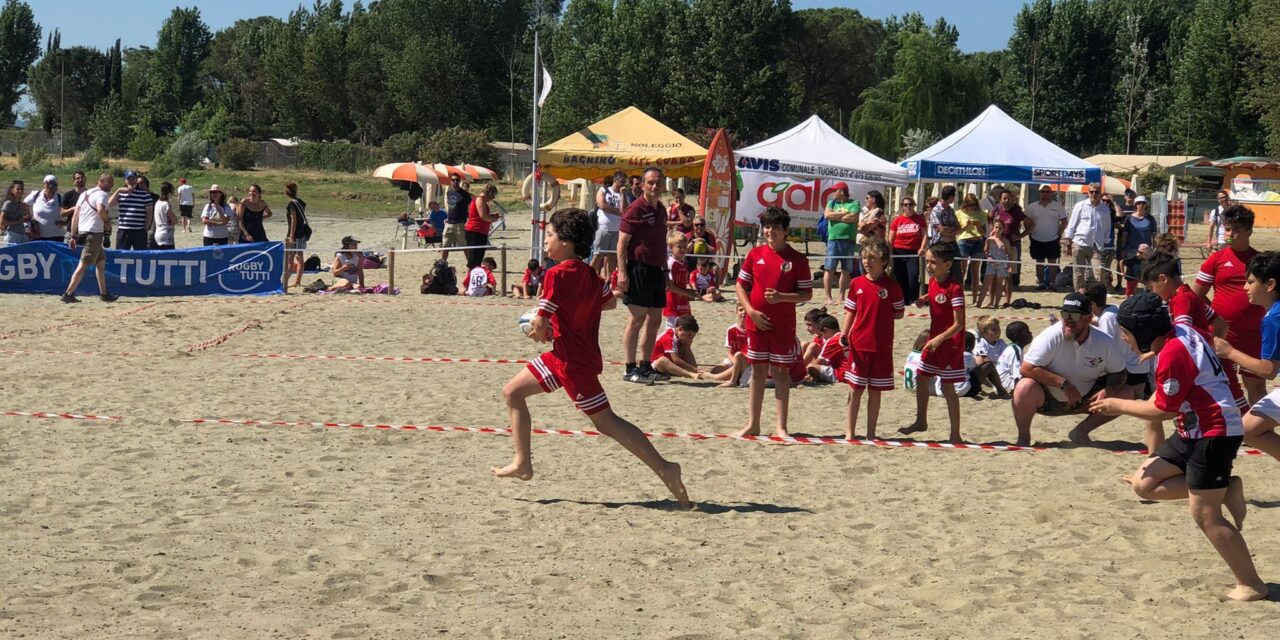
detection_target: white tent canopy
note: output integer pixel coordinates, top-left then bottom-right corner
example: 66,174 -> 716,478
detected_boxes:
735,115 -> 907,228
901,105 -> 1102,185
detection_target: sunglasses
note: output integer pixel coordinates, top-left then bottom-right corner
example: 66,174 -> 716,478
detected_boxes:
694,223 -> 705,227
1060,311 -> 1086,323
1088,190 -> 1101,195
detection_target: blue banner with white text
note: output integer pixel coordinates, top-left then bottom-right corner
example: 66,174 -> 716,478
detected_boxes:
0,241 -> 284,297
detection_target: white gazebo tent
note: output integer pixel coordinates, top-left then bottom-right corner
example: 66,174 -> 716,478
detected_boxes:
735,114 -> 908,229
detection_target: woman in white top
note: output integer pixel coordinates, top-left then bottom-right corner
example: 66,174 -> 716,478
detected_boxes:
152,182 -> 177,249
201,184 -> 231,246
328,235 -> 365,292
25,175 -> 65,241
590,171 -> 626,278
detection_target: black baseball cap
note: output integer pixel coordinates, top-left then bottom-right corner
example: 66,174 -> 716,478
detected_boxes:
1062,292 -> 1089,315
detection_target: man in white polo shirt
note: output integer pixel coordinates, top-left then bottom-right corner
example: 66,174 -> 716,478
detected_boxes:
1010,292 -> 1132,446
1062,182 -> 1111,290
62,173 -> 117,303
1024,184 -> 1068,290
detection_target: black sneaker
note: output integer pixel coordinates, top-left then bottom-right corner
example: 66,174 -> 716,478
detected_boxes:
100,294 -> 118,302
626,368 -> 656,385
60,294 -> 79,303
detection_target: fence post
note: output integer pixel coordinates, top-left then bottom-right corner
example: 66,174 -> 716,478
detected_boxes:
283,244 -> 291,294
500,244 -> 508,297
388,249 -> 396,294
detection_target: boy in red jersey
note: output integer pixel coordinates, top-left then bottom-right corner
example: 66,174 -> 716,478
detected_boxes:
1092,322 -> 1267,602
901,241 -> 965,443
652,314 -> 706,380
840,236 -> 904,439
664,231 -> 696,330
735,206 -> 813,437
805,315 -> 845,384
492,208 -> 691,508
1191,205 -> 1266,405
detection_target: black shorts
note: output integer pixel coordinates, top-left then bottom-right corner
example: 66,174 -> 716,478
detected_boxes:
1029,238 -> 1061,261
623,261 -> 667,309
1126,371 -> 1153,398
1038,377 -> 1107,416
1153,434 -> 1242,490
179,204 -> 194,218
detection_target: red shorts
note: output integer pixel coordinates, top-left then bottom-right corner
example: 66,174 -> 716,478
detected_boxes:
528,352 -> 610,415
1227,329 -> 1263,380
917,342 -> 967,383
843,349 -> 895,391
746,329 -> 796,366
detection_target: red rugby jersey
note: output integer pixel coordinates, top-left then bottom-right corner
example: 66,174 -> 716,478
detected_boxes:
737,244 -> 812,334
844,273 -> 905,352
1153,325 -> 1245,439
536,259 -> 613,373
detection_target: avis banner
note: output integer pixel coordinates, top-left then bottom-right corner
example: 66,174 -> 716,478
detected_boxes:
0,241 -> 284,297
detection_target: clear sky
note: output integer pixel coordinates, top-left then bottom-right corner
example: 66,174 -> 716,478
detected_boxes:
36,0 -> 1019,54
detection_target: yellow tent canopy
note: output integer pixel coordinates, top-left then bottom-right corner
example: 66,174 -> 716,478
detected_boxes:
538,106 -> 707,181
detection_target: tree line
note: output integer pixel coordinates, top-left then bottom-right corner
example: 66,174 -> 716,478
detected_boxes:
3,0 -> 1280,170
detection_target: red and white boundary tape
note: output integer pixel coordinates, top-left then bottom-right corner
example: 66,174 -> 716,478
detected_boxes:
227,352 -> 630,366
1,410 -> 1269,457
184,299 -> 321,352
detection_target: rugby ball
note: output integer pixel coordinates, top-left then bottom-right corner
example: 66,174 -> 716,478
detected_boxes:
518,308 -> 538,336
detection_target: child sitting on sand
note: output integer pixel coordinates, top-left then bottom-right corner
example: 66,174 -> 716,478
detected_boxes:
465,256 -> 497,297
690,259 -> 725,302
702,303 -> 750,388
805,315 -> 844,384
652,314 -> 707,380
801,307 -> 831,366
492,207 -> 691,508
996,321 -> 1032,397
904,329 -> 975,399
512,259 -> 543,299
972,315 -> 1011,398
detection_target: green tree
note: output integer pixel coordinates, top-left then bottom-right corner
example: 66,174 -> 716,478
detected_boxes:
542,0 -> 616,139
1007,0 -> 1053,132
1168,0 -> 1261,157
0,0 -> 40,126
1243,0 -> 1280,154
1113,13 -> 1153,154
784,8 -> 884,129
28,37 -> 112,140
418,126 -> 499,167
205,16 -> 283,139
299,0 -> 351,139
88,93 -> 131,156
144,7 -> 212,132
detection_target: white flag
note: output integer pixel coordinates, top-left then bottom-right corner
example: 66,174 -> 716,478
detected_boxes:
538,66 -> 553,108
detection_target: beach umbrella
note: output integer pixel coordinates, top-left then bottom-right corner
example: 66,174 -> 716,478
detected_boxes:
372,162 -> 450,185
427,163 -> 500,182
1044,175 -> 1131,196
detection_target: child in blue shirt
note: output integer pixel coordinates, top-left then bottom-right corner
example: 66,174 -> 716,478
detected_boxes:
427,200 -> 447,234
1213,251 -> 1280,463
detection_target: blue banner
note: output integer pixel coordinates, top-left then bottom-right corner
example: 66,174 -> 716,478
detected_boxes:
0,241 -> 284,297
905,161 -> 1103,185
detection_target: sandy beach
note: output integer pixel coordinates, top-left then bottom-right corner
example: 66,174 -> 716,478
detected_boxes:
2,213 -> 1279,638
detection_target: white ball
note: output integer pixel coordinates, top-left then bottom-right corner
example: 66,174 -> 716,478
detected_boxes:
518,308 -> 538,336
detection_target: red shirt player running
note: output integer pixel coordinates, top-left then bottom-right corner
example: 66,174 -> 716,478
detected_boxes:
1193,205 -> 1264,404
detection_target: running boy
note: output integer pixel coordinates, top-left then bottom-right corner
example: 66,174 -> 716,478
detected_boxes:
1091,321 -> 1267,602
492,208 -> 691,508
735,206 -> 813,437
652,314 -> 706,380
901,241 -> 966,443
1212,251 -> 1280,464
841,236 -> 904,439
1192,205 -> 1266,405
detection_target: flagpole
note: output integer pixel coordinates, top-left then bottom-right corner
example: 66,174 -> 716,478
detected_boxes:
530,30 -> 543,264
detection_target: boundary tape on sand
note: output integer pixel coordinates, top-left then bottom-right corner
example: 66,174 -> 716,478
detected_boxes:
1,410 -> 1269,457
184,299 -> 322,352
0,302 -> 159,341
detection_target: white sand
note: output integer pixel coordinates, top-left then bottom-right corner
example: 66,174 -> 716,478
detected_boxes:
2,215 -> 1278,637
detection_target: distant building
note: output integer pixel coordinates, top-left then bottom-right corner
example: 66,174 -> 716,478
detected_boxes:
490,141 -> 532,180
254,138 -> 301,169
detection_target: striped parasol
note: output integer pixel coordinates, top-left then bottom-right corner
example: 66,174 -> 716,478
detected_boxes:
428,163 -> 500,182
372,162 -> 451,185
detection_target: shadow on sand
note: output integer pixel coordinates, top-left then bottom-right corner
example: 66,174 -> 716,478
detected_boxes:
518,497 -> 812,515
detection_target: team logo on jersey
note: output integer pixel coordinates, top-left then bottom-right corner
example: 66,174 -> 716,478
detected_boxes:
1162,378 -> 1180,396
757,258 -> 766,265
935,293 -> 946,304
781,262 -> 792,272
576,393 -> 584,400
1224,261 -> 1234,267
877,288 -> 888,299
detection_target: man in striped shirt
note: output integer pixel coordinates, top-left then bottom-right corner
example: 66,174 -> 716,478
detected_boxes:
111,170 -> 154,250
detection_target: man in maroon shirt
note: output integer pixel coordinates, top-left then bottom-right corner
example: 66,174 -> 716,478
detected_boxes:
618,166 -> 670,383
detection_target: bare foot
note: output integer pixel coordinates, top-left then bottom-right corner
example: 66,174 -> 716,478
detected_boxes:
774,428 -> 791,439
1015,437 -> 1031,447
1118,473 -> 1136,486
899,422 -> 927,435
1067,427 -> 1093,445
825,298 -> 836,306
1226,476 -> 1247,531
734,425 -> 761,438
716,380 -> 736,389
1226,583 -> 1268,602
491,461 -> 533,481
844,431 -> 856,441
658,462 -> 693,509
949,432 -> 963,444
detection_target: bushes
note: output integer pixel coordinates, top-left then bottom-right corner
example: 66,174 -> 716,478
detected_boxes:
78,147 -> 109,173
418,126 -> 499,169
381,131 -> 425,163
166,132 -> 208,169
127,127 -> 168,162
217,138 -> 257,170
18,145 -> 48,169
298,141 -> 381,173
87,94 -> 130,156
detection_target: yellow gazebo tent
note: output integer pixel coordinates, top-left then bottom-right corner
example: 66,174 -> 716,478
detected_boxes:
538,106 -> 707,180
